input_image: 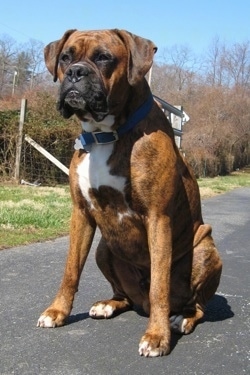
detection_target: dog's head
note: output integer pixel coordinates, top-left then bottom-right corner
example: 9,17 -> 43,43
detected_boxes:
44,29 -> 157,125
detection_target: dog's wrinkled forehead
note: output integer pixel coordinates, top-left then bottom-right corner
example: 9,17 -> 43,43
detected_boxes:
44,29 -> 157,85
63,30 -> 123,56
68,29 -> 122,47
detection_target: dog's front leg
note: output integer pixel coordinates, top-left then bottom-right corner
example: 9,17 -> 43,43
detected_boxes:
37,206 -> 96,328
139,215 -> 172,357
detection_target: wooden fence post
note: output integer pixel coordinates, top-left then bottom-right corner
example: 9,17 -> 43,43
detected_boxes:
14,98 -> 27,182
24,135 -> 69,176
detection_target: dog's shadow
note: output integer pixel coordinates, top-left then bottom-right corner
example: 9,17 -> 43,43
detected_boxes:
170,294 -> 234,352
203,294 -> 234,322
66,312 -> 89,325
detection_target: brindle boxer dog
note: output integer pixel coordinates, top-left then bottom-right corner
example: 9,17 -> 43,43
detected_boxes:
37,29 -> 222,357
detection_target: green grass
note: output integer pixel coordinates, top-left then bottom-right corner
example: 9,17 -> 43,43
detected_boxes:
0,185 -> 72,249
0,169 -> 250,249
197,169 -> 250,198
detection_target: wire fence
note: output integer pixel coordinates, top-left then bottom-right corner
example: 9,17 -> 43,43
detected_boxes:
20,137 -> 73,185
0,113 -> 78,185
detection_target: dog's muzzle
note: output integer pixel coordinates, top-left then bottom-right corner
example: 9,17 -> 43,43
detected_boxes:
66,63 -> 89,83
57,63 -> 109,121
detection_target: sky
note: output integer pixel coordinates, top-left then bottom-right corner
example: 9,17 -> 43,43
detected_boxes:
1,0 -> 250,58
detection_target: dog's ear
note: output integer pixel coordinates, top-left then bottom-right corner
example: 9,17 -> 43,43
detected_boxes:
114,29 -> 157,86
44,29 -> 77,82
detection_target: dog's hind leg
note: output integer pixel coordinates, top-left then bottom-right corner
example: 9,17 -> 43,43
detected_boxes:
89,237 -> 132,318
89,237 -> 150,318
170,224 -> 222,334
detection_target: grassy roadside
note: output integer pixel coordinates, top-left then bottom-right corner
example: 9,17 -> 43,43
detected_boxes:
0,185 -> 72,250
0,170 -> 250,249
198,169 -> 250,198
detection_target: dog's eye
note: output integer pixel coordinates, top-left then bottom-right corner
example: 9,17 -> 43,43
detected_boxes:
60,53 -> 71,64
95,53 -> 112,63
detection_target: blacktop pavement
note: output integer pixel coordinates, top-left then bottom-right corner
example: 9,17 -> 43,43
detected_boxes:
1,187 -> 250,375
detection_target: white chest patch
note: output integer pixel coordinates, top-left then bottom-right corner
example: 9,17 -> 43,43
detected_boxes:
77,144 -> 126,207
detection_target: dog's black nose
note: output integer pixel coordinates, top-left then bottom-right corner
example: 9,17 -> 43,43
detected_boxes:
66,64 -> 89,83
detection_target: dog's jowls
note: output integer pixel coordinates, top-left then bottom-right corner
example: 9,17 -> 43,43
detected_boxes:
37,29 -> 222,357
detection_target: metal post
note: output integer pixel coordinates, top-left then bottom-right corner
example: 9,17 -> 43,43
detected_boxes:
14,99 -> 27,182
12,70 -> 18,96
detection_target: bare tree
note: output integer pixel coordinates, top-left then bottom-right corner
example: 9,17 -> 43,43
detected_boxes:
204,38 -> 250,90
160,44 -> 199,92
0,35 -> 17,96
25,39 -> 46,88
13,50 -> 32,92
224,41 -> 250,89
0,34 -> 46,96
203,36 -> 227,86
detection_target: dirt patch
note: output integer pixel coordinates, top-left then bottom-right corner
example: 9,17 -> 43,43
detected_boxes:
199,187 -> 221,199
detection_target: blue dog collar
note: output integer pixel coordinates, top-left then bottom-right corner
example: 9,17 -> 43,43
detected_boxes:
74,93 -> 154,151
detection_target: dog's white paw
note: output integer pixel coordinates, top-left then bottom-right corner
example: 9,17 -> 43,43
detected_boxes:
138,340 -> 162,357
37,315 -> 56,328
170,315 -> 187,333
89,302 -> 114,318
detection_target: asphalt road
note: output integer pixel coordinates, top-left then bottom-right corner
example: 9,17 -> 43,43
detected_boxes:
1,188 -> 249,375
